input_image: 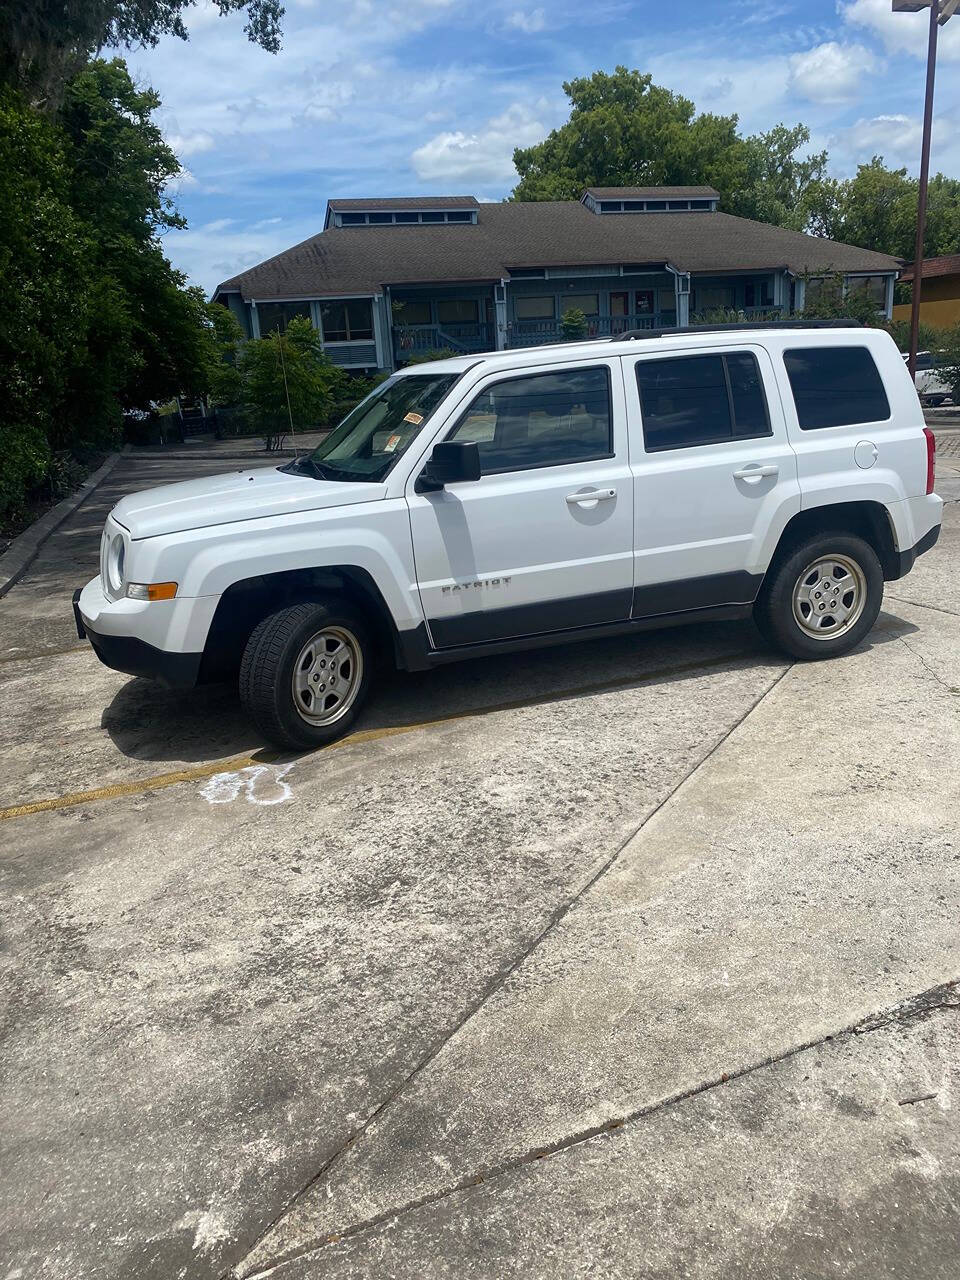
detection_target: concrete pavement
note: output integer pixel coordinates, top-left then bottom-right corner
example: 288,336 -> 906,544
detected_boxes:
0,443 -> 958,1280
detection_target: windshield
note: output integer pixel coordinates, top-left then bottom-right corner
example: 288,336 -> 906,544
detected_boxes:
306,372 -> 460,482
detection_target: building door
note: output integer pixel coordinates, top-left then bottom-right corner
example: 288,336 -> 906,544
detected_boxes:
610,291 -> 630,333
406,361 -> 634,648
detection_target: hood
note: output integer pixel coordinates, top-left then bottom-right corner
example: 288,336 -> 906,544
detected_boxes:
111,465 -> 386,539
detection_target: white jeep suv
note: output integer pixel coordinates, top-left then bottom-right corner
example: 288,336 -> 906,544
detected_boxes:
75,323 -> 942,750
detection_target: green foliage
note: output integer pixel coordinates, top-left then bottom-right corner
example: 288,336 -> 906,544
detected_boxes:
560,308 -> 588,339
805,158 -> 960,259
0,0 -> 283,103
937,325 -> 960,403
200,300 -> 244,406
237,316 -> 342,449
887,317 -> 944,355
511,67 -> 826,230
405,348 -> 458,364
0,61 -> 215,521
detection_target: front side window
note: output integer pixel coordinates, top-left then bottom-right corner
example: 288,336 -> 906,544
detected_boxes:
258,302 -> 311,335
784,346 -> 890,430
305,373 -> 459,482
449,366 -> 612,474
635,352 -> 772,452
320,300 -> 374,342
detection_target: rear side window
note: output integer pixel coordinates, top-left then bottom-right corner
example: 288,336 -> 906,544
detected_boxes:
784,346 -> 890,430
449,366 -> 612,474
635,352 -> 772,452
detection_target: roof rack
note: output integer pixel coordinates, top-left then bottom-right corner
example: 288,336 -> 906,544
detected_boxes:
612,319 -> 864,341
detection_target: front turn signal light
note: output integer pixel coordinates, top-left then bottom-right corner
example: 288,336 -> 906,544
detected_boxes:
126,582 -> 178,601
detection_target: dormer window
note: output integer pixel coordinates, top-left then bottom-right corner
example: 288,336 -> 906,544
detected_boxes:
326,197 -> 481,228
581,187 -> 720,214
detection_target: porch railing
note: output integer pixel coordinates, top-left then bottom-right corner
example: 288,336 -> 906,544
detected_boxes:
393,322 -> 494,361
508,313 -> 673,347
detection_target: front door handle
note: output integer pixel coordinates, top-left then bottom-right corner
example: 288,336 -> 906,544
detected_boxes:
733,464 -> 779,484
566,488 -> 616,505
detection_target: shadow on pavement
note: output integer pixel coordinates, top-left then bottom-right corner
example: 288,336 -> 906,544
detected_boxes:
96,613 -> 915,768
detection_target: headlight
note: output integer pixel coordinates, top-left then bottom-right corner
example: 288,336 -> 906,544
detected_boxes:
106,534 -> 125,594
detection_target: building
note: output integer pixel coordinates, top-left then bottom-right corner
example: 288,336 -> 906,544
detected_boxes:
212,189 -> 899,374
892,254 -> 960,331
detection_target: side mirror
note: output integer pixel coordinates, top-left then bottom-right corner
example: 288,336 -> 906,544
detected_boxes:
418,440 -> 481,491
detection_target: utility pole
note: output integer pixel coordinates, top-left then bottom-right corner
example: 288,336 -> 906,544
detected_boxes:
893,0 -> 958,377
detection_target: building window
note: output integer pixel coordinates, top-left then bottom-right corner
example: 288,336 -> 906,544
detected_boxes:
783,347 -> 890,430
394,211 -> 419,224
437,298 -> 479,325
450,367 -> 613,474
396,300 -> 432,326
694,286 -> 735,312
599,201 -> 622,213
321,299 -> 374,342
421,212 -> 444,223
257,302 -> 312,335
339,212 -> 365,225
515,296 -> 556,320
564,293 -> 599,316
445,211 -> 473,223
635,352 -> 772,452
847,276 -> 887,308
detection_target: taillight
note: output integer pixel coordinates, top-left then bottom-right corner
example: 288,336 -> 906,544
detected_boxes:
923,427 -> 936,495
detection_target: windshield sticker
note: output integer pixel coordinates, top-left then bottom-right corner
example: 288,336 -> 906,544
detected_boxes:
383,433 -> 402,452
403,412 -> 424,426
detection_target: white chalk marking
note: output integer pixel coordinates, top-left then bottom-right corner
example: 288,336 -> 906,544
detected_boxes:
199,763 -> 294,807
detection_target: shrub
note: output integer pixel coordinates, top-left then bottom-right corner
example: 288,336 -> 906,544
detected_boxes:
560,308 -> 588,339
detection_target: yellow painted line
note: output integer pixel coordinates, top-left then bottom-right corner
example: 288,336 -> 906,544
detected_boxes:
0,643 -> 88,666
0,649 -> 756,822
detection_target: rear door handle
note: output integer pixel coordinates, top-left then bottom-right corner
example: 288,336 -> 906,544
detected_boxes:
733,464 -> 779,483
566,488 -> 616,505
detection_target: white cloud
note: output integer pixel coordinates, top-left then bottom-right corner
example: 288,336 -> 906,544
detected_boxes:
828,111 -> 960,175
841,0 -> 960,62
411,103 -> 546,183
505,7 -> 547,33
788,41 -> 879,102
166,129 -> 215,157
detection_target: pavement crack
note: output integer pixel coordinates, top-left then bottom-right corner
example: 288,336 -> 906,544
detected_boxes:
239,978 -> 960,1279
889,629 -> 960,695
228,662 -> 793,1279
885,593 -> 960,620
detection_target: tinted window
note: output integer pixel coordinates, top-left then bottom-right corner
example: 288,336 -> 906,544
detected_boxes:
635,352 -> 771,452
450,367 -> 612,474
784,347 -> 890,429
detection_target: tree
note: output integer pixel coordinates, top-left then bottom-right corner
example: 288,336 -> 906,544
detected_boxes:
805,158 -> 960,260
0,60 -> 218,520
798,272 -> 889,327
0,0 -> 283,103
511,67 -> 826,230
238,317 -> 341,449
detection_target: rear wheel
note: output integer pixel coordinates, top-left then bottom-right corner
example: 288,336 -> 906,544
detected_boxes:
239,599 -> 373,750
754,533 -> 883,661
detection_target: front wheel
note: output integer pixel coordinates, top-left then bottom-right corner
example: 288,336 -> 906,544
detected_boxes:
754,533 -> 883,661
239,600 -> 373,750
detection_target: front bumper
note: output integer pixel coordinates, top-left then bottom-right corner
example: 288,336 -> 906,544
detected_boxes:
73,583 -> 203,688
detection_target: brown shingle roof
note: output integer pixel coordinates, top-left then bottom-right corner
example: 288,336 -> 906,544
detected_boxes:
584,186 -> 720,200
215,200 -> 899,301
899,254 -> 960,283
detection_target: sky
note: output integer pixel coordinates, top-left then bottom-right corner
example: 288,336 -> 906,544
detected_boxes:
128,0 -> 960,293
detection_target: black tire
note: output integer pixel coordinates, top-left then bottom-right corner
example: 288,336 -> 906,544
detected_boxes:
754,532 -> 883,661
239,599 -> 373,750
